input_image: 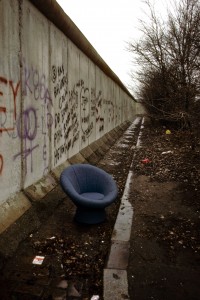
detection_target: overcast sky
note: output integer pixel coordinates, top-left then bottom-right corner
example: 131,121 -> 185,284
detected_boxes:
56,0 -> 168,92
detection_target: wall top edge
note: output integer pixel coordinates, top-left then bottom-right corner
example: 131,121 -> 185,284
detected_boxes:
29,0 -> 135,101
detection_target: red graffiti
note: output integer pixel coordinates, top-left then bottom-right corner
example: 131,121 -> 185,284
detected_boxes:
0,107 -> 6,113
0,106 -> 14,133
9,80 -> 20,120
0,76 -> 20,132
0,77 -> 8,84
0,154 -> 3,175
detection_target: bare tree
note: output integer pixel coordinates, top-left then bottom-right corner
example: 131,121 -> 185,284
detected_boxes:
128,0 -> 200,127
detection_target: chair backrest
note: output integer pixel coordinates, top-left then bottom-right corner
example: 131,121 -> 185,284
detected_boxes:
60,164 -> 117,195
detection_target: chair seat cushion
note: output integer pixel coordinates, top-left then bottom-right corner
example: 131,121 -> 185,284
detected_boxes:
81,192 -> 104,200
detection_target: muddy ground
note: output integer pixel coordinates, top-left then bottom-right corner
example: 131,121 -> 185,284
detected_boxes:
0,116 -> 200,299
128,118 -> 200,300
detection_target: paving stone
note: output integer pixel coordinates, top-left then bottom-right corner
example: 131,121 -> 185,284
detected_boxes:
106,241 -> 130,270
111,205 -> 133,242
103,269 -> 129,300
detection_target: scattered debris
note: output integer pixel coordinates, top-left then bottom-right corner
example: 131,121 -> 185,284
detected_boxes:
47,236 -> 56,240
165,129 -> 171,134
161,150 -> 173,154
32,255 -> 45,265
141,158 -> 151,164
91,295 -> 100,300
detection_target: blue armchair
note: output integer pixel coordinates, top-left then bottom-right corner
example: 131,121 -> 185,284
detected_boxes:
60,164 -> 118,224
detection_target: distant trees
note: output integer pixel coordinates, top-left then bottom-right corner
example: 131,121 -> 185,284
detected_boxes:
129,0 -> 200,127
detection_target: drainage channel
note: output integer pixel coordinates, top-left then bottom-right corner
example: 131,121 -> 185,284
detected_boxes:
103,117 -> 144,300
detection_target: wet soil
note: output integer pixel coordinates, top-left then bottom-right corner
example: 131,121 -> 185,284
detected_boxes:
128,119 -> 200,300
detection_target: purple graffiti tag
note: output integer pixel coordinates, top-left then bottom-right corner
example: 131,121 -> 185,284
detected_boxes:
23,67 -> 32,95
13,142 -> 39,173
17,107 -> 38,140
14,107 -> 39,174
13,144 -> 39,161
22,60 -> 53,106
44,88 -> 53,106
33,69 -> 40,100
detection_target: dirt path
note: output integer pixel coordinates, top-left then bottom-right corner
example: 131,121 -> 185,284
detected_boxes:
127,118 -> 200,300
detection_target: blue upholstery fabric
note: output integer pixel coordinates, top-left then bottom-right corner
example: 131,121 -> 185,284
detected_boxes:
60,164 -> 118,209
60,164 -> 118,223
81,192 -> 104,200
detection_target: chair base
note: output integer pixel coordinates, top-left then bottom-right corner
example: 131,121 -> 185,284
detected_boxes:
74,207 -> 106,224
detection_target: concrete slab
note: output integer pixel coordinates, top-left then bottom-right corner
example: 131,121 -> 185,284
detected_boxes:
0,192 -> 31,234
121,198 -> 132,208
98,138 -> 110,152
111,206 -> 133,242
115,205 -> 133,227
50,22 -> 68,169
112,127 -> 124,137
106,130 -> 118,141
88,61 -> 96,146
0,0 -> 22,207
51,161 -> 71,181
106,241 -> 130,270
80,145 -> 93,158
24,174 -> 57,201
67,39 -> 81,159
90,139 -> 109,157
68,153 -> 88,164
22,0 -> 51,189
120,121 -> 130,130
89,140 -> 101,152
101,135 -> 113,147
86,152 -> 101,165
104,269 -> 129,300
80,145 -> 100,165
95,138 -> 110,157
112,223 -> 132,243
97,137 -> 108,147
105,134 -> 116,145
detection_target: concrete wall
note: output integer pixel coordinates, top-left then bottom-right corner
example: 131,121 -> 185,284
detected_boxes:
0,0 -> 136,233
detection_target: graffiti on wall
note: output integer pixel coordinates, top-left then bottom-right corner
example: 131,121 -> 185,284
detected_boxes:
51,63 -> 110,166
15,59 -> 53,177
0,60 -> 117,178
52,64 -> 70,165
0,59 -> 53,178
0,76 -> 20,176
96,90 -> 104,132
79,79 -> 93,143
0,76 -> 20,134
